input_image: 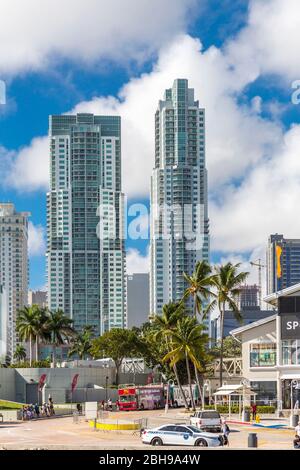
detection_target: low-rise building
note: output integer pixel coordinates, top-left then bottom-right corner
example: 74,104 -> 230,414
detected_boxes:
231,283 -> 300,408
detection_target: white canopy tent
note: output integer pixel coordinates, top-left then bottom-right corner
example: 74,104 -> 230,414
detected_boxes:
213,384 -> 257,418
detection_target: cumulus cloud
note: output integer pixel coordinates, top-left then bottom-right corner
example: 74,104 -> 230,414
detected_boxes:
126,248 -> 150,274
0,0 -> 198,75
5,136 -> 49,192
28,221 -> 46,257
211,125 -> 300,253
226,0 -> 300,82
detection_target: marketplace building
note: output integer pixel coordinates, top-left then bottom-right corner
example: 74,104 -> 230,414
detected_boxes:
231,283 -> 300,409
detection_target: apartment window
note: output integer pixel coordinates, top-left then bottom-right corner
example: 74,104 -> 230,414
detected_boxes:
250,343 -> 276,367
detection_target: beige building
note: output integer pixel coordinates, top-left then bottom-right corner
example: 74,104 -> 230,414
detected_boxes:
231,283 -> 300,409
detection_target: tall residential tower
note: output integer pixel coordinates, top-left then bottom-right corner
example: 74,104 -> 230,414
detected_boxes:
47,113 -> 126,335
267,234 -> 300,295
150,79 -> 209,314
0,203 -> 29,359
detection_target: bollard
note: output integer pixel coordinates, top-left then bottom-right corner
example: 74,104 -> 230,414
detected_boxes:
248,433 -> 258,448
291,415 -> 299,427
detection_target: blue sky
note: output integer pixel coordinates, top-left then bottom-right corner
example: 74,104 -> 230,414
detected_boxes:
1,0 -> 300,292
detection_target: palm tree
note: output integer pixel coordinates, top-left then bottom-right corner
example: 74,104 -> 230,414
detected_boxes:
16,305 -> 40,366
34,307 -> 50,361
183,260 -> 215,406
14,344 -> 27,363
183,260 -> 215,321
163,316 -> 209,412
45,310 -> 75,366
210,262 -> 248,386
150,302 -> 190,409
68,326 -> 93,360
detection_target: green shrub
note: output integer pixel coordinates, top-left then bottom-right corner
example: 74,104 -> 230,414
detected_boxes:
204,404 -> 275,414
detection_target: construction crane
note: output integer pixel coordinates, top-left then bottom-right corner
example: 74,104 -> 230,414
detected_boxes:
250,258 -> 266,309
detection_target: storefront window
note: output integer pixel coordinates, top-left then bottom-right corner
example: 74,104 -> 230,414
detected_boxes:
282,339 -> 300,365
250,343 -> 276,367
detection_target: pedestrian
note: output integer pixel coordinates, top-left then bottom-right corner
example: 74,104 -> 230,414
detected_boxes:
293,434 -> 300,449
295,422 -> 300,438
116,399 -> 120,411
221,419 -> 230,446
251,403 -> 257,421
107,398 -> 112,411
101,400 -> 105,411
34,403 -> 40,418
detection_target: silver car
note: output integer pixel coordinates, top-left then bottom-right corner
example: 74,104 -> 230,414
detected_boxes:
141,424 -> 224,447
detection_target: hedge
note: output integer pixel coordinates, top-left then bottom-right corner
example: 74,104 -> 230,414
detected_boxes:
204,404 -> 275,414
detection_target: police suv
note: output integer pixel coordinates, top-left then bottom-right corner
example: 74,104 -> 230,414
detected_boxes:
141,424 -> 224,447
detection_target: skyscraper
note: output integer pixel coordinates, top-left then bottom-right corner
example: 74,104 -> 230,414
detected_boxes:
0,203 -> 29,359
150,79 -> 209,314
267,234 -> 300,294
47,113 -> 126,335
127,273 -> 150,328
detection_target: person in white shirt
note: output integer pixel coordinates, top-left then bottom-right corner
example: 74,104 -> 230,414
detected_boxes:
295,423 -> 300,437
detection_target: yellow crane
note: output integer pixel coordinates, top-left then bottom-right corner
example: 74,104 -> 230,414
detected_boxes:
250,258 -> 266,309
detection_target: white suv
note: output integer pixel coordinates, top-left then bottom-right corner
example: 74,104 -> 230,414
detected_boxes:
190,410 -> 222,432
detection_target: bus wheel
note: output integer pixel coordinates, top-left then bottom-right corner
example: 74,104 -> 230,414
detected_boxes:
140,404 -> 144,410
174,401 -> 178,408
151,437 -> 163,446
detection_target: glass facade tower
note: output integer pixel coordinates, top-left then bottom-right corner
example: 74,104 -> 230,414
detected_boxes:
47,113 -> 126,335
150,79 -> 209,314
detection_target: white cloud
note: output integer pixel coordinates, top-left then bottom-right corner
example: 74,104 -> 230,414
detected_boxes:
0,0 -> 198,75
211,124 -> 300,252
126,248 -> 150,274
5,136 -> 49,192
28,221 -> 46,257
226,0 -> 300,82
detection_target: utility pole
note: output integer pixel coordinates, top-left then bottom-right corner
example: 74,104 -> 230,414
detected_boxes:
250,258 -> 266,309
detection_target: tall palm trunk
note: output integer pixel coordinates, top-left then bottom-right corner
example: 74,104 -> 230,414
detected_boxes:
29,334 -> 32,367
185,351 -> 195,411
52,344 -> 56,368
193,294 -> 204,408
219,304 -> 225,387
165,336 -> 189,409
173,363 -> 189,409
35,335 -> 39,361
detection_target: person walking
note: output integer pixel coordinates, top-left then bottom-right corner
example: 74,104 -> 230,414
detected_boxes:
34,403 -> 40,418
221,419 -> 230,446
251,403 -> 257,421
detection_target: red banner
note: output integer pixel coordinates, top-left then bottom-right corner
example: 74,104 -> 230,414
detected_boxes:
38,374 -> 47,391
71,373 -> 79,392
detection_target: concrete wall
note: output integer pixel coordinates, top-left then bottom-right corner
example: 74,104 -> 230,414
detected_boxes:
0,368 -> 16,400
0,367 -> 150,403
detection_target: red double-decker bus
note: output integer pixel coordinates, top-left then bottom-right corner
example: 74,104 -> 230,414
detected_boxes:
118,384 -> 165,411
118,384 -> 137,411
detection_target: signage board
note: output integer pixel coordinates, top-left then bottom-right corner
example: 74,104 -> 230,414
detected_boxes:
279,296 -> 300,340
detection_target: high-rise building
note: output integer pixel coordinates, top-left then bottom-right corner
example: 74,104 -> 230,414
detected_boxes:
127,273 -> 150,328
0,203 -> 29,359
28,290 -> 47,308
150,79 -> 209,314
267,234 -> 300,295
47,113 -> 126,335
238,285 -> 259,310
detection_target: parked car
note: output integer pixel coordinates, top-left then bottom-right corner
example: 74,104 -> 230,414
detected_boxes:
190,410 -> 222,432
141,423 -> 224,447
